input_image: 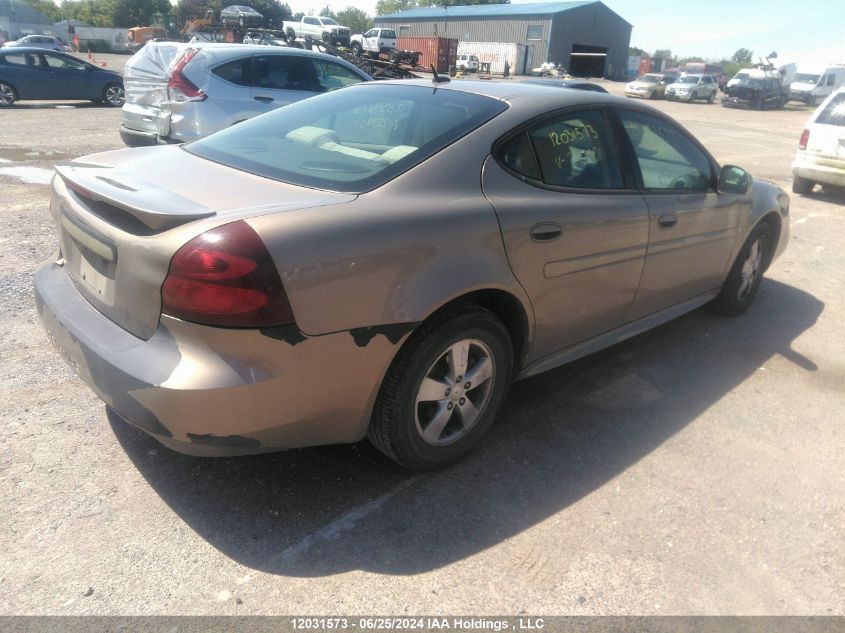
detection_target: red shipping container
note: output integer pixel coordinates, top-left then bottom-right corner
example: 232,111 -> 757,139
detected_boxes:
397,37 -> 457,73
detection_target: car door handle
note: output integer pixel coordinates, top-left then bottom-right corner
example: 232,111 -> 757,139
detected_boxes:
658,213 -> 678,228
254,95 -> 274,103
530,222 -> 562,242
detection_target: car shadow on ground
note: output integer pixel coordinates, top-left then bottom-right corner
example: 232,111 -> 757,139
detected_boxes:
110,279 -> 823,577
806,187 -> 845,206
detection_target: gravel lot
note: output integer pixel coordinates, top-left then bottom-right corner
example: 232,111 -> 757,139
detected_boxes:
0,69 -> 843,616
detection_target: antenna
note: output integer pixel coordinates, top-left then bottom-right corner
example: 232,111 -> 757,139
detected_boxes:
431,64 -> 450,83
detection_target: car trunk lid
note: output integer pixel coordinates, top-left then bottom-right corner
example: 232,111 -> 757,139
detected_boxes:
52,146 -> 355,340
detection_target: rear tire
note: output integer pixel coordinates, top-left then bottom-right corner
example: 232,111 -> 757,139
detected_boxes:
0,81 -> 15,107
708,222 -> 773,317
368,306 -> 513,470
792,175 -> 814,195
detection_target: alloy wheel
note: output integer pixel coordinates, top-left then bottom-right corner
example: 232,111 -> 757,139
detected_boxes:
414,338 -> 496,446
738,237 -> 764,301
105,85 -> 124,107
0,83 -> 14,106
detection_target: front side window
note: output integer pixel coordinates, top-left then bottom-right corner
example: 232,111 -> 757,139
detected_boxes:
364,30 -> 375,38
827,74 -> 836,86
617,110 -> 712,191
41,53 -> 85,70
186,84 -> 507,193
311,60 -> 363,92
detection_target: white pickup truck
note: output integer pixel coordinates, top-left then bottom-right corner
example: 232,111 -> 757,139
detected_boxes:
282,16 -> 351,47
350,28 -> 397,58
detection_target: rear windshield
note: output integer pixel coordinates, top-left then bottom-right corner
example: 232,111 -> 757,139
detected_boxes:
185,84 -> 507,193
816,92 -> 845,127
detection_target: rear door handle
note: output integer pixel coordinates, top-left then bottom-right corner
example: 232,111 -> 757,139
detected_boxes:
530,222 -> 562,242
658,213 -> 678,228
254,95 -> 274,103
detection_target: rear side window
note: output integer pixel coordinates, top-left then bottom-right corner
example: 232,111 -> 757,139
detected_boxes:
815,93 -> 845,126
213,57 -> 252,86
381,30 -> 396,38
3,53 -> 36,66
503,110 -> 622,189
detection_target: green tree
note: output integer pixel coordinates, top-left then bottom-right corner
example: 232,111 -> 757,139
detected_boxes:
628,46 -> 646,57
731,47 -> 753,64
334,7 -> 372,33
112,0 -> 172,27
248,0 -> 292,27
20,0 -> 63,22
66,0 -> 119,27
174,0 -> 220,24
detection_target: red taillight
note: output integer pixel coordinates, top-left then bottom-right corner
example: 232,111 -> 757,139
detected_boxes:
167,48 -> 206,102
161,220 -> 295,328
798,128 -> 810,150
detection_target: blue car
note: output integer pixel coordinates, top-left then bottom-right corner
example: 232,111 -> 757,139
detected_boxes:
0,47 -> 124,107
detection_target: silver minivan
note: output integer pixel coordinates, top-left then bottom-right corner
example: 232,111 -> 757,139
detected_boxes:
120,43 -> 371,146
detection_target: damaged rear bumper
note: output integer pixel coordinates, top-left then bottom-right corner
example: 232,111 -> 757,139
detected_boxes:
34,260 -> 410,456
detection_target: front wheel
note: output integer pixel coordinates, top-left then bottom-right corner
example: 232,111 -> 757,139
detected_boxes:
707,90 -> 716,103
0,81 -> 16,106
103,83 -> 124,107
708,223 -> 773,317
368,307 -> 514,470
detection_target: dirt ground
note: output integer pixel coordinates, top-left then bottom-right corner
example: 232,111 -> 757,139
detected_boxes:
0,73 -> 843,616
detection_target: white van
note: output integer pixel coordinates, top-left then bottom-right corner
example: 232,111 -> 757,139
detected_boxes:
791,86 -> 845,194
789,65 -> 845,105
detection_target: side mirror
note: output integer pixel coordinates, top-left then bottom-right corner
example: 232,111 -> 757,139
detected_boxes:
718,165 -> 752,195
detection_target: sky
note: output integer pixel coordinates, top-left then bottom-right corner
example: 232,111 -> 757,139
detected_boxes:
284,0 -> 845,66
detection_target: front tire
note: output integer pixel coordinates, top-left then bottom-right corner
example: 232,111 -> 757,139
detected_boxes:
369,306 -> 514,470
707,90 -> 716,103
103,83 -> 124,107
0,81 -> 16,106
709,222 -> 773,316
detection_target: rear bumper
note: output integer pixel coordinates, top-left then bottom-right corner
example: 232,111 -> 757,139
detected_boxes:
120,125 -> 181,148
792,155 -> 845,188
34,260 -> 405,456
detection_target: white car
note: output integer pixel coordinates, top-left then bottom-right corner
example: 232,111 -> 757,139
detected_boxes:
791,87 -> 845,194
2,35 -> 65,52
120,43 -> 371,147
457,54 -> 479,73
665,74 -> 718,103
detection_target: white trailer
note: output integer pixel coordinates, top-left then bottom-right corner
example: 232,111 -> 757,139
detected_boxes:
456,42 -> 528,75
